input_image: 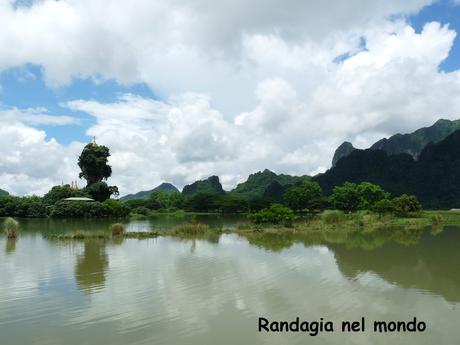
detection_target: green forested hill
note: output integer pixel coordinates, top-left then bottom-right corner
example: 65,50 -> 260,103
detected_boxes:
120,182 -> 179,201
182,176 -> 225,196
315,129 -> 460,209
332,118 -> 460,166
0,189 -> 9,197
230,169 -> 309,200
370,119 -> 460,158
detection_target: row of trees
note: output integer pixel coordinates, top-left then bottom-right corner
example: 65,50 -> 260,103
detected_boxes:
0,180 -> 422,218
282,180 -> 421,215
124,180 -> 421,216
0,194 -> 130,218
249,181 -> 422,226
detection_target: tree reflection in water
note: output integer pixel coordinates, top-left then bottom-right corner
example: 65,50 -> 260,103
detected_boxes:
4,239 -> 16,255
75,240 -> 108,293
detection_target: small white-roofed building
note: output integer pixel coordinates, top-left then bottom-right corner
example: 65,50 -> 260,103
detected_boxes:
62,197 -> 95,202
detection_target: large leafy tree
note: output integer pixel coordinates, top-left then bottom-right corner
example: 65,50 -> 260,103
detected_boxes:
356,182 -> 390,209
85,182 -> 119,202
331,182 -> 361,212
284,180 -> 323,211
78,143 -> 112,186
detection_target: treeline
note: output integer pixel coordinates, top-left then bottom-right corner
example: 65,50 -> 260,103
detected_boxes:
127,180 -> 421,217
0,180 -> 421,219
249,181 -> 421,226
0,184 -> 130,218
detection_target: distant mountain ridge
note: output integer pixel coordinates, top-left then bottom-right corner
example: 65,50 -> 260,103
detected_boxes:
331,119 -> 460,166
120,183 -> 179,201
316,128 -> 460,208
0,189 -> 9,197
182,176 -> 225,196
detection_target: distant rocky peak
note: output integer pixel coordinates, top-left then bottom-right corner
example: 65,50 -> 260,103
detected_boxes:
332,141 -> 355,167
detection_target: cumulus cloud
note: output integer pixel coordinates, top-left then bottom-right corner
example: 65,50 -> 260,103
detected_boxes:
0,0 -> 433,112
0,124 -> 82,195
0,105 -> 78,125
2,0 -> 460,195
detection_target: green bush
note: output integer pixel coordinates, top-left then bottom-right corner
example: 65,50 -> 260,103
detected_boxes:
320,210 -> 346,224
393,194 -> 422,216
43,185 -> 89,206
110,223 -> 125,236
0,196 -> 47,217
131,206 -> 150,216
431,214 -> 443,227
124,199 -> 148,209
103,199 -> 130,217
50,201 -> 112,218
250,204 -> 295,226
3,217 -> 19,239
372,199 -> 396,214
171,223 -> 209,236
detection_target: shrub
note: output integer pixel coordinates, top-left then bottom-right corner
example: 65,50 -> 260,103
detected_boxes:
250,204 -> 295,226
372,199 -> 396,215
0,196 -> 47,217
110,223 -> 125,236
131,206 -> 150,216
50,201 -> 112,218
172,223 -> 209,236
431,214 -> 442,227
236,222 -> 252,231
320,210 -> 345,224
393,194 -> 422,216
124,199 -> 148,210
4,217 -> 19,239
43,185 -> 90,206
103,199 -> 130,217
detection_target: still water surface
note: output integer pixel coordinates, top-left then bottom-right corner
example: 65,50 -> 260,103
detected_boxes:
0,217 -> 459,344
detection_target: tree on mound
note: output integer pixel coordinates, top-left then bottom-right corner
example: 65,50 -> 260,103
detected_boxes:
78,140 -> 118,201
78,141 -> 112,186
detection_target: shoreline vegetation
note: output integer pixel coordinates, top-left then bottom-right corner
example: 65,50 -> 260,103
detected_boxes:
14,210 -> 460,249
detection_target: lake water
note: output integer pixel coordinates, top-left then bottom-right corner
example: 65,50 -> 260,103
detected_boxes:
1,217 -> 459,345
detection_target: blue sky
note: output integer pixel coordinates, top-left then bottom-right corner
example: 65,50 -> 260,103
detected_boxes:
409,0 -> 460,72
0,64 -> 155,144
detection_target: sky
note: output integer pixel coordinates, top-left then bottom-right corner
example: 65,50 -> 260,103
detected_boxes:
1,0 -> 460,196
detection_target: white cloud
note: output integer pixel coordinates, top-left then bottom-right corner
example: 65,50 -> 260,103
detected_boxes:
0,0 -> 433,113
2,0 -> 460,196
0,105 -> 78,125
0,121 -> 82,195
